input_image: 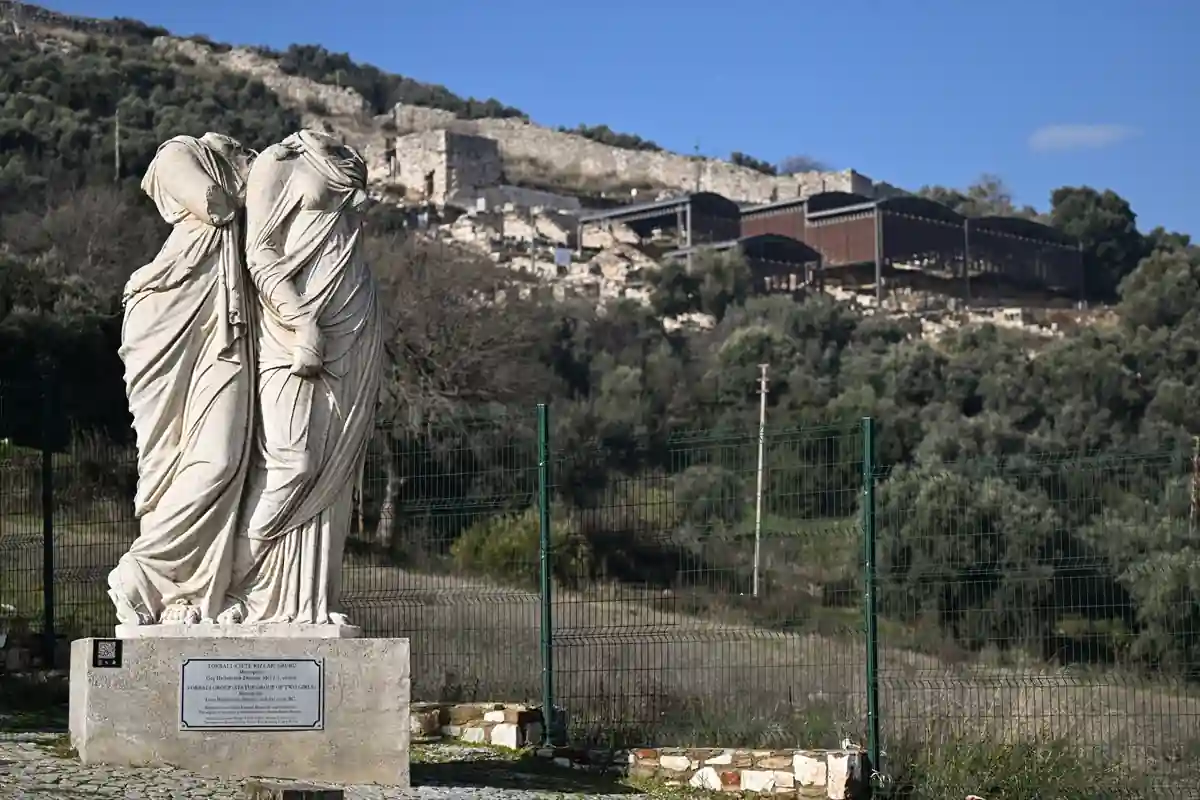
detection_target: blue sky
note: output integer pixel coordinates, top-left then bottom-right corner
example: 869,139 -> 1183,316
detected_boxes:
40,0 -> 1197,235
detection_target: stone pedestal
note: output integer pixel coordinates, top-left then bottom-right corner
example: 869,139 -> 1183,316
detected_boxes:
69,636 -> 410,786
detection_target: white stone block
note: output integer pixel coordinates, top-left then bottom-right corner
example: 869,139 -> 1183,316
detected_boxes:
740,769 -> 777,793
483,710 -> 506,723
461,726 -> 487,743
773,770 -> 795,789
826,752 -> 855,800
69,637 -> 409,786
794,752 -> 827,786
659,755 -> 691,771
705,750 -> 733,766
490,722 -> 520,749
689,767 -> 722,790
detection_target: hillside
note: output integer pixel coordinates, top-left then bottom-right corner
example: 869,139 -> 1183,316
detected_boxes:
3,2 -> 1200,791
1,0 -> 897,206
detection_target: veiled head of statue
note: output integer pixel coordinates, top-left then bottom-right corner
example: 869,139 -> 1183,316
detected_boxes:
200,132 -> 256,196
283,130 -> 368,190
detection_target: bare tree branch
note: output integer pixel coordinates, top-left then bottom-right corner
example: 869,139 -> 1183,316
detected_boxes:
366,232 -> 555,434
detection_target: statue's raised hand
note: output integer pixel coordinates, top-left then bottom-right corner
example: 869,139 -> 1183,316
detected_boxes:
289,321 -> 323,378
205,184 -> 237,227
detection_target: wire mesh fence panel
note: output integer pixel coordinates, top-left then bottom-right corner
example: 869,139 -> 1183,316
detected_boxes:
875,448 -> 1200,799
0,383 -> 46,634
344,413 -> 542,705
50,435 -> 139,638
550,422 -> 866,748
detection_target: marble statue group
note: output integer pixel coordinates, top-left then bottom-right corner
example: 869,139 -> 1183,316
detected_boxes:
107,129 -> 383,631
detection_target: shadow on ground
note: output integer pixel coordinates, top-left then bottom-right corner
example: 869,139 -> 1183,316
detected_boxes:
413,754 -> 638,793
0,674 -> 68,733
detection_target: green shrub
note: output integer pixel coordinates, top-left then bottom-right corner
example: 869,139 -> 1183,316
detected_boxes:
450,508 -> 594,588
674,464 -> 745,526
556,124 -> 662,152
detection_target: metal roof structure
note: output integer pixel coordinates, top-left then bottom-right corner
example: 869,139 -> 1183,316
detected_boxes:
748,191 -> 1079,249
577,192 -> 742,226
741,190 -> 1085,299
662,233 -> 823,265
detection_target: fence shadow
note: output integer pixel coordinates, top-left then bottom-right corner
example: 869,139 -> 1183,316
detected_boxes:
0,672 -> 68,733
412,754 -> 636,793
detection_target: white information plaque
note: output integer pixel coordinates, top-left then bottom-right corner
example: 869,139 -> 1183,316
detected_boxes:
179,658 -> 324,731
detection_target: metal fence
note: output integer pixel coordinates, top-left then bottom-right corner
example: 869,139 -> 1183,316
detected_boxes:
3,389 -> 1200,796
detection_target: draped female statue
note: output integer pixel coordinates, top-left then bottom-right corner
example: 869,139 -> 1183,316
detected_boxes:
108,133 -> 257,628
217,129 -> 383,628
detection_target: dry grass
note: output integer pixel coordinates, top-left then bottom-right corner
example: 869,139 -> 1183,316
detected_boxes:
3,496 -> 1200,793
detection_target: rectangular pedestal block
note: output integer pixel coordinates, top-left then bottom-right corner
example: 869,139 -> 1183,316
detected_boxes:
69,636 -> 410,786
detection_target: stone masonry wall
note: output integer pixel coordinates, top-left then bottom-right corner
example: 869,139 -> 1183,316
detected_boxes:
444,132 -> 504,204
463,117 -> 879,205
392,130 -> 451,203
410,702 -> 544,749
410,702 -> 870,799
386,104 -> 896,204
392,130 -> 516,207
617,746 -> 868,799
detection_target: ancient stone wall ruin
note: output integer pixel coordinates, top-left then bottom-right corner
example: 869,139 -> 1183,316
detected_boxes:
389,104 -> 896,204
391,130 -> 504,205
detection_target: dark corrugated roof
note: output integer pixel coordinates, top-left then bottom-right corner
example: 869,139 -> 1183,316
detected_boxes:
662,234 -> 822,264
740,191 -> 1081,249
578,191 -> 741,225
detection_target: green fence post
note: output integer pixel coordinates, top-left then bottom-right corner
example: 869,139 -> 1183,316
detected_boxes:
861,417 -> 881,775
537,403 -> 556,745
40,380 -> 55,664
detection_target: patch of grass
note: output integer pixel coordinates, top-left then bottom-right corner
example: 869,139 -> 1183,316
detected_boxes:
885,733 -> 1148,800
34,733 -> 76,760
0,707 -> 67,733
623,774 -> 731,800
411,744 -> 638,794
412,741 -> 525,765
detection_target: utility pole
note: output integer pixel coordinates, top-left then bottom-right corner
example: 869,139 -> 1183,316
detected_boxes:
1191,435 -> 1199,538
529,206 -> 537,274
113,107 -> 121,182
752,363 -> 769,598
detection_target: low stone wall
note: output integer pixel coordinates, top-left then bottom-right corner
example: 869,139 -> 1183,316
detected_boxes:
411,702 -> 869,798
536,745 -> 868,799
409,702 -> 544,749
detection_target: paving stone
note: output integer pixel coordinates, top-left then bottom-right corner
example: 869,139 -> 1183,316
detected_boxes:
0,736 -> 644,800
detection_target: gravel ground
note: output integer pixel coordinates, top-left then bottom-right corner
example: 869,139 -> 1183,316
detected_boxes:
0,734 -> 650,800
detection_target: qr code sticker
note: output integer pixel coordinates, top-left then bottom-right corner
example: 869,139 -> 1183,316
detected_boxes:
96,641 -> 117,660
